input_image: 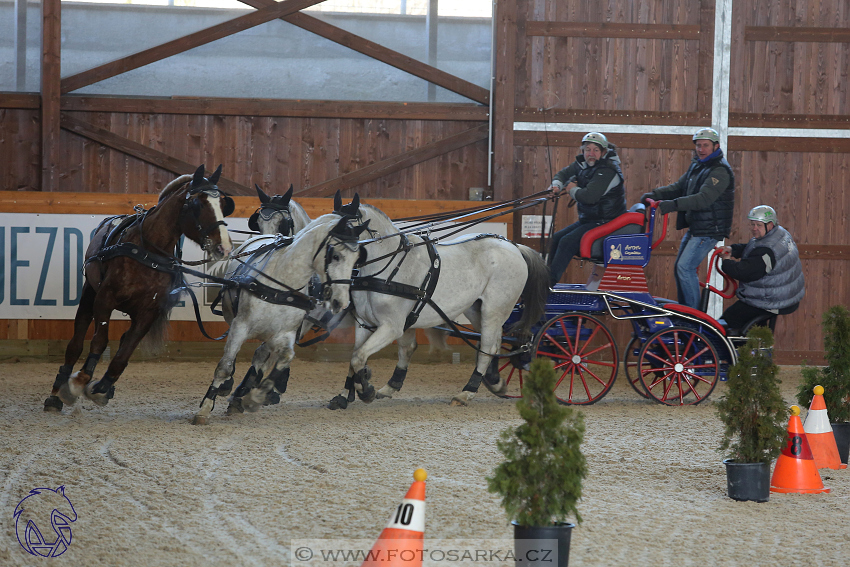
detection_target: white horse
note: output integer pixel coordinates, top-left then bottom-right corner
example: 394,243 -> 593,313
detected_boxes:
192,209 -> 370,424
329,203 -> 549,409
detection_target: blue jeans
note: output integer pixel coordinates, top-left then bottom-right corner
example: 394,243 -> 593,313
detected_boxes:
674,232 -> 719,309
548,221 -> 601,286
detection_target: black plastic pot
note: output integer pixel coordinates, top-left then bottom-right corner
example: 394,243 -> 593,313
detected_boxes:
832,422 -> 850,464
723,459 -> 770,502
512,521 -> 574,567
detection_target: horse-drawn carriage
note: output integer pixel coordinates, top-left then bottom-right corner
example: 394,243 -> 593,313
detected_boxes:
488,200 -> 777,407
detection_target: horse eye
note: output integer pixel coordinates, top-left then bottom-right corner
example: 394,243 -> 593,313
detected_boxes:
332,254 -> 340,262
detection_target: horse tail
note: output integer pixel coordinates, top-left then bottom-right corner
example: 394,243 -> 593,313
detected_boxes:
138,280 -> 181,356
508,244 -> 550,341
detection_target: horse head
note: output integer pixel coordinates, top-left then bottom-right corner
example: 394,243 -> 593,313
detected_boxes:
180,164 -> 234,261
249,183 -> 299,236
315,210 -> 370,314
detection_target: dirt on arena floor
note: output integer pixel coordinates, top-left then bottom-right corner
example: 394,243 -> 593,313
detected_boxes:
0,358 -> 847,566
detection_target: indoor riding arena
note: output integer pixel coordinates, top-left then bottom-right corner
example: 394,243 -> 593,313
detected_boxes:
2,0 -> 849,566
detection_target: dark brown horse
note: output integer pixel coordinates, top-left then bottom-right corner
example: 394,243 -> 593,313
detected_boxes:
44,165 -> 235,412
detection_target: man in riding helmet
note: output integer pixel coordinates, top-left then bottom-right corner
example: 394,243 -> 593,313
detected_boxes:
718,205 -> 805,334
547,132 -> 627,287
641,127 -> 735,308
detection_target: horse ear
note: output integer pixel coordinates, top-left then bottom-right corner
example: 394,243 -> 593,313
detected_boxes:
281,184 -> 294,205
209,164 -> 223,185
350,193 -> 360,212
255,184 -> 271,204
192,164 -> 206,187
331,216 -> 349,235
353,219 -> 370,236
333,190 -> 342,212
248,212 -> 260,232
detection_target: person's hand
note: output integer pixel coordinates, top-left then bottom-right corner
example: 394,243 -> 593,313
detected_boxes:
657,200 -> 677,215
640,192 -> 654,205
718,246 -> 732,259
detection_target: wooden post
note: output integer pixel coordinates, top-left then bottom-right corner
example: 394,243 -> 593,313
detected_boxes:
492,0 -> 518,233
41,0 -> 61,192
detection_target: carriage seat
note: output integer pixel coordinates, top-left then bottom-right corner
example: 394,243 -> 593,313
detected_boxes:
663,303 -> 727,336
579,212 -> 646,261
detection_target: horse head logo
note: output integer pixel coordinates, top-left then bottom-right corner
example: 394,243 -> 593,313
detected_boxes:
14,486 -> 77,557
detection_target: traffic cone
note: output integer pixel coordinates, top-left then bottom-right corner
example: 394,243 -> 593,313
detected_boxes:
770,406 -> 830,494
361,469 -> 427,567
804,385 -> 847,470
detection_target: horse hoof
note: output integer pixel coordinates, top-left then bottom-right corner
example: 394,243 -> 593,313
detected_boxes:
483,377 -> 508,396
57,371 -> 89,406
450,392 -> 473,406
263,391 -> 281,406
240,395 -> 263,413
327,395 -> 348,410
84,380 -> 114,407
44,396 -> 63,412
226,398 -> 245,415
357,384 -> 376,404
376,385 -> 397,400
191,415 -> 209,426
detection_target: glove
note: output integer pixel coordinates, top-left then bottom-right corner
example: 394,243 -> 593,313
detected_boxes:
658,200 -> 678,215
640,192 -> 655,205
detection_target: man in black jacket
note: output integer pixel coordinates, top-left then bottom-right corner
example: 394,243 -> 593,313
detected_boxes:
719,205 -> 805,334
547,132 -> 627,287
641,128 -> 735,308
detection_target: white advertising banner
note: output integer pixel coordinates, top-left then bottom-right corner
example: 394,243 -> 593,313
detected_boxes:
0,213 -> 507,321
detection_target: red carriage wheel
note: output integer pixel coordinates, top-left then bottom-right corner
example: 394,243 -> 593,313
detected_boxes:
532,313 -> 619,405
637,326 -> 719,406
623,336 -> 650,398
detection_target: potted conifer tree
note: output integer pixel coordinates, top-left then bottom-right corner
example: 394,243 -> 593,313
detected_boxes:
716,326 -> 787,502
796,305 -> 850,464
487,358 -> 587,567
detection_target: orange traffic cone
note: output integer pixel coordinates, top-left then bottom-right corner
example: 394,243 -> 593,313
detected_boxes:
361,469 -> 427,567
770,406 -> 830,494
804,386 -> 847,470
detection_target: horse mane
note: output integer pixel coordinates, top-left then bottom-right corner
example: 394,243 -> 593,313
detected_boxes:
358,203 -> 396,232
158,174 -> 192,203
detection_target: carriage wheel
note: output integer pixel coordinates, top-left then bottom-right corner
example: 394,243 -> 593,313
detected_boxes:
637,326 -> 719,406
623,336 -> 650,398
498,342 -> 530,399
532,313 -> 619,405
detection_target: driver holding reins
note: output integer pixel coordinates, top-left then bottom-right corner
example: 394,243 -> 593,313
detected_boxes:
718,205 -> 805,334
546,132 -> 627,287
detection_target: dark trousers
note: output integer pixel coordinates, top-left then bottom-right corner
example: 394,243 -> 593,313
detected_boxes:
721,301 -> 775,334
547,220 -> 600,287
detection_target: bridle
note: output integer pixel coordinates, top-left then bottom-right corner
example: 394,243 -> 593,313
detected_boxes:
181,186 -> 234,256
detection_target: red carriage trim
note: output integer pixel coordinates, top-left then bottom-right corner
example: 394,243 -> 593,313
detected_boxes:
579,212 -> 646,258
597,265 -> 649,292
663,303 -> 727,336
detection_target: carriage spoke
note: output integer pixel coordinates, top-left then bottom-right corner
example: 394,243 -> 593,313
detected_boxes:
638,326 -> 720,406
577,324 -> 601,356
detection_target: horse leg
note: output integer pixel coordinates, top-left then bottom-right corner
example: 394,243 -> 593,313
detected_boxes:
376,328 -> 418,400
328,325 -> 400,410
46,283 -> 96,411
84,305 -> 157,406
194,320 -> 251,425
452,303 -> 509,406
225,342 -> 273,415
57,290 -> 113,407
240,333 -> 295,413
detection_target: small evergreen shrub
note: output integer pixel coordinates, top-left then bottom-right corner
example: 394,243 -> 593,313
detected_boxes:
487,358 -> 587,527
716,326 -> 787,464
796,305 -> 850,423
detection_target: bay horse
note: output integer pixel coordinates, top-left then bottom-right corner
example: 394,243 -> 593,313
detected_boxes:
328,203 -> 549,409
44,165 -> 235,412
192,204 -> 370,425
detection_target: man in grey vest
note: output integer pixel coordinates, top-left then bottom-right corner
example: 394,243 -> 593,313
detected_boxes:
718,205 -> 805,334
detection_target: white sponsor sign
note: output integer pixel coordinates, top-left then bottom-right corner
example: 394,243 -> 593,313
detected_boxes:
520,214 -> 553,238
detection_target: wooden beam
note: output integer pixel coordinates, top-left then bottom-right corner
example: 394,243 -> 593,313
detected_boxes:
526,21 -> 701,40
296,124 -> 489,197
41,0 -> 61,192
514,131 -> 694,150
492,0 -> 518,203
727,137 -> 850,153
0,93 -> 40,109
515,108 -> 708,125
61,0 -> 326,95
59,95 -> 489,121
729,112 -> 850,129
745,26 -> 850,43
237,0 -> 489,105
59,114 -> 253,195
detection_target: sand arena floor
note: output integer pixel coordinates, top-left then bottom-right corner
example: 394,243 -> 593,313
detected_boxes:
0,358 -> 848,566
